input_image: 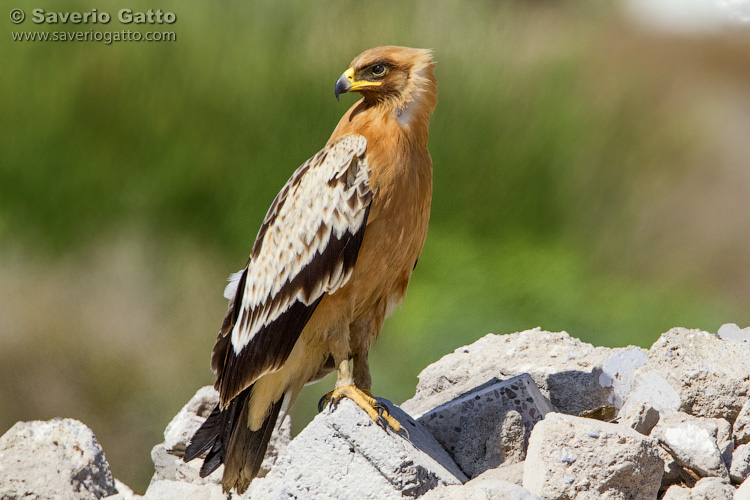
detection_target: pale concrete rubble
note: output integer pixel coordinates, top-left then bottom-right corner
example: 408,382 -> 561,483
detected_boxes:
737,477 -> 750,500
661,477 -> 736,500
522,412 -> 663,499
0,418 -> 117,500
469,462 -> 525,487
5,326 -> 750,499
734,400 -> 750,446
142,480 -> 224,500
618,400 -> 660,435
731,444 -> 750,484
419,480 -> 541,500
402,329 -> 620,418
245,398 -> 467,499
405,374 -> 553,479
625,328 -> 750,422
147,385 -> 291,490
652,412 -> 730,479
106,480 -> 141,500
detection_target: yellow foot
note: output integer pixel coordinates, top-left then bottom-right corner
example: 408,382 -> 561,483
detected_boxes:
318,384 -> 406,436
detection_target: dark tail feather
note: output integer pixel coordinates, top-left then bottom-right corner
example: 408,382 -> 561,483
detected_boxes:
183,385 -> 252,477
183,384 -> 284,494
223,395 -> 283,494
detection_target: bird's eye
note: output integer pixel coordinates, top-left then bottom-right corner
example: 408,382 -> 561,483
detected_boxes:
371,65 -> 387,77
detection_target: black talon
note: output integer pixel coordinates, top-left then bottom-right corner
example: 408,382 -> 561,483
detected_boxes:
318,391 -> 333,413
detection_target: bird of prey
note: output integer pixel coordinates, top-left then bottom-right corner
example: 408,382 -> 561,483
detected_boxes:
184,46 -> 438,494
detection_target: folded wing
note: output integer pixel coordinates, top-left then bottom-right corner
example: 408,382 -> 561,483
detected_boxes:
210,134 -> 372,407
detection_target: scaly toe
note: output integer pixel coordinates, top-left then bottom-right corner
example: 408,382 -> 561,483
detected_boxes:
323,384 -> 404,435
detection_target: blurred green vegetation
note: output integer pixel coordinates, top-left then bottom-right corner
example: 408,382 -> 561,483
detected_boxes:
2,0 -> 749,493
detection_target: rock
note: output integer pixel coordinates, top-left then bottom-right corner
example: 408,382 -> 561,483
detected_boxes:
618,400 -> 661,435
0,418 -> 116,500
625,328 -> 750,422
658,443 -> 695,492
598,346 -> 650,409
163,386 -> 219,455
143,479 -> 224,500
734,400 -> 750,446
247,398 -> 467,499
408,374 -> 552,479
106,479 -> 141,500
152,386 -> 291,486
469,462 -> 526,487
661,477 -> 736,499
402,329 -> 623,418
731,444 -> 750,484
716,323 -> 750,342
653,412 -> 730,479
419,480 -> 541,500
737,476 -> 750,500
522,412 -> 663,499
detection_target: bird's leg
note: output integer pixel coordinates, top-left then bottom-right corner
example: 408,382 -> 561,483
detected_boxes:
318,333 -> 403,434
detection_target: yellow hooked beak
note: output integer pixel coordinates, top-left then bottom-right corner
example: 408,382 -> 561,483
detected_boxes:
334,67 -> 382,100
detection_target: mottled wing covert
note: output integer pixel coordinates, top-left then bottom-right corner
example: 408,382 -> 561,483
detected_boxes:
211,134 -> 372,407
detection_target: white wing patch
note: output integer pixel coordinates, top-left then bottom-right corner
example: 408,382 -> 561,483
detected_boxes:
229,134 -> 370,354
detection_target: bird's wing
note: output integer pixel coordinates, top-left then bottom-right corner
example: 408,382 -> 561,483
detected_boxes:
211,134 -> 372,407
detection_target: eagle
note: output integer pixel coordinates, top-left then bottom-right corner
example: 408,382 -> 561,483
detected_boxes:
184,46 -> 438,493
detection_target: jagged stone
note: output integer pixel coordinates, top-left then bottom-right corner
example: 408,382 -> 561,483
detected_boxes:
469,462 -> 525,487
618,400 -> 660,435
402,329 -> 624,418
737,476 -> 750,500
0,418 -> 116,500
734,400 -> 750,446
106,479 -> 141,500
407,374 -> 552,479
142,479 -> 224,500
625,328 -> 750,422
522,412 -> 663,499
731,444 -> 750,484
246,398 -> 467,499
661,477 -> 736,500
152,385 -> 291,487
163,386 -> 219,455
419,480 -> 541,500
652,412 -> 730,479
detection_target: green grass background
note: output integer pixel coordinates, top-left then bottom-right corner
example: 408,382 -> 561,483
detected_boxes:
2,0 -> 749,492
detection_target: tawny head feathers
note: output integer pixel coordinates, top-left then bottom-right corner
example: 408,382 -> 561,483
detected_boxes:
334,46 -> 437,114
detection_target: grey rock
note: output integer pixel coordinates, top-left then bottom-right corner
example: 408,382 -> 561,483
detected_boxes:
419,480 -> 541,500
468,462 -> 526,487
402,329 -> 620,418
163,386 -> 219,455
411,374 -> 552,479
153,386 -> 291,486
653,412 -> 729,478
734,400 -> 750,446
0,418 -> 116,500
246,398 -> 467,499
626,328 -> 750,422
522,412 -> 663,499
105,479 -> 141,500
659,443 -> 694,492
731,444 -> 750,484
662,477 -> 736,500
618,400 -> 660,435
716,323 -> 750,342
142,479 -> 224,500
737,476 -> 750,500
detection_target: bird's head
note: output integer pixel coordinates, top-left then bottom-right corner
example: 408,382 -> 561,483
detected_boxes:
334,46 -> 436,112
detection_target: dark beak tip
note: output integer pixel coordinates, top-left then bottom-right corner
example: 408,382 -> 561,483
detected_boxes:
334,75 -> 349,102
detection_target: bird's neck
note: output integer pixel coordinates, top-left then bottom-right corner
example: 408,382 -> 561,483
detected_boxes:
332,84 -> 436,150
